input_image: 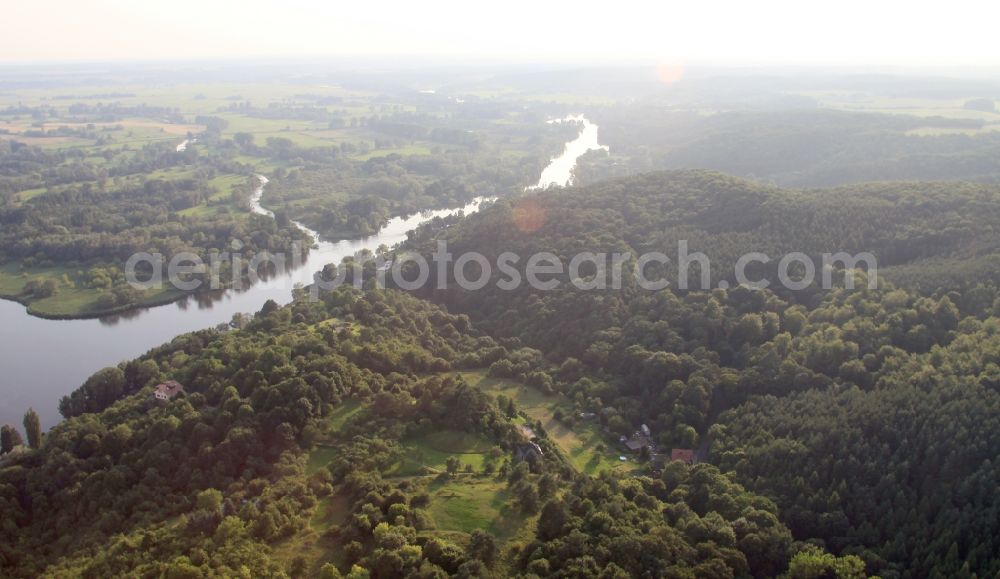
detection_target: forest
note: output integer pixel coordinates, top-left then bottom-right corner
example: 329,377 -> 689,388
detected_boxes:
2,169 -> 998,576
0,287 -> 861,578
0,85 -> 570,317
3,65 -> 1000,578
576,108 -> 1000,188
394,171 -> 1000,577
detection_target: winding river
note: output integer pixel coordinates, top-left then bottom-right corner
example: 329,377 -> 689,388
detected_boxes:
0,116 -> 603,430
528,115 -> 608,189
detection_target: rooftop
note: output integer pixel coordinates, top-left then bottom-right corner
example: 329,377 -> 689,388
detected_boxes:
153,380 -> 184,399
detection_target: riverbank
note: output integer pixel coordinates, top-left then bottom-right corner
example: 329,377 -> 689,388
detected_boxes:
0,263 -> 190,320
0,276 -> 193,320
528,115 -> 609,190
0,287 -> 189,320
0,117 -> 602,429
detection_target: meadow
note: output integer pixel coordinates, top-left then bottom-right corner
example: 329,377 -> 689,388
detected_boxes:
458,370 -> 640,475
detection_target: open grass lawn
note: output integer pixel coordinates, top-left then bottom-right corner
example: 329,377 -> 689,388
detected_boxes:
176,204 -> 223,218
325,400 -> 364,433
459,370 -> 640,475
269,529 -> 341,578
385,430 -> 493,477
424,477 -> 535,543
177,173 -> 249,217
16,187 -> 48,201
30,284 -> 183,318
311,491 -> 351,532
562,420 -> 641,475
307,445 -> 339,475
207,173 -> 247,199
273,489 -> 353,576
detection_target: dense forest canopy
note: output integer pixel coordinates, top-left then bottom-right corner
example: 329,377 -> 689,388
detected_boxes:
577,108 -> 1000,188
394,170 -> 1000,577
3,66 -> 1000,578
0,287 -> 854,578
4,168 -> 997,576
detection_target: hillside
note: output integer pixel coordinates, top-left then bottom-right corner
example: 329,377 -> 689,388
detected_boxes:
388,170 -> 1000,577
0,287 -> 831,578
3,170 -> 1000,577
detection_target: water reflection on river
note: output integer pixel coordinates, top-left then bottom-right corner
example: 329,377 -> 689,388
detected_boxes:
0,116 -> 604,430
0,181 -> 489,429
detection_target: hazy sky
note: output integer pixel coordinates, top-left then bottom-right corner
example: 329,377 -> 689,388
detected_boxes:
3,0 -> 999,65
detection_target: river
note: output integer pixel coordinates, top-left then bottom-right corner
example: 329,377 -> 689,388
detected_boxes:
0,181 -> 488,430
528,115 -> 608,189
0,116 -> 603,430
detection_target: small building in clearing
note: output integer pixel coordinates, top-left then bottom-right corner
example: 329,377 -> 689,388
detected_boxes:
152,380 -> 185,402
625,426 -> 656,454
515,442 -> 544,463
671,448 -> 696,465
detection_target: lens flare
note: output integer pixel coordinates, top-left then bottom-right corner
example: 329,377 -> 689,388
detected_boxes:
513,198 -> 546,233
657,61 -> 686,85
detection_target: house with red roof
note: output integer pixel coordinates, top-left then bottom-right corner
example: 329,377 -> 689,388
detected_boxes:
671,448 -> 696,465
152,380 -> 185,402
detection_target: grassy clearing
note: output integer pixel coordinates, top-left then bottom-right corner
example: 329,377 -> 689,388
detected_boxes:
311,491 -> 351,532
269,529 -> 339,577
385,430 -> 492,477
424,478 -> 534,543
0,263 -> 173,318
176,173 -> 249,217
16,187 -> 48,201
459,370 -> 639,475
307,445 -> 338,475
325,400 -> 363,432
0,263 -> 184,318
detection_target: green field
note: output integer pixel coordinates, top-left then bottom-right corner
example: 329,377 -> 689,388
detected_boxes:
798,91 -> 1000,122
385,429 -> 493,477
307,445 -> 339,475
322,400 -> 364,435
0,263 -> 184,318
424,478 -> 534,542
177,173 -> 250,217
310,491 -> 351,532
459,371 -> 639,475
